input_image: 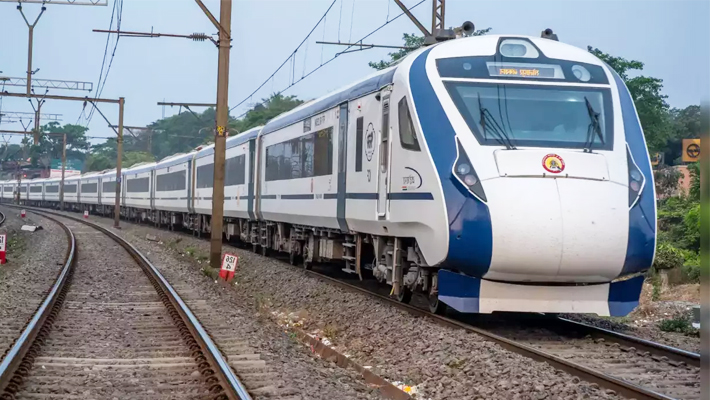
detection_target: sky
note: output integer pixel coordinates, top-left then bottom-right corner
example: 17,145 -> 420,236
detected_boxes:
0,0 -> 708,146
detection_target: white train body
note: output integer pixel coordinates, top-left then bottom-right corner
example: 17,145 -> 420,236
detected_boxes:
3,34 -> 656,316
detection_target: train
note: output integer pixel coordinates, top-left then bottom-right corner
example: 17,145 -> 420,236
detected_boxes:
1,31 -> 656,317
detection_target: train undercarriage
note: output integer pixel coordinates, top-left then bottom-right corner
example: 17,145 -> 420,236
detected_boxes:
13,199 -> 447,314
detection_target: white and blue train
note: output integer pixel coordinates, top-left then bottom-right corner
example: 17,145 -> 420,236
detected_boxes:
1,32 -> 656,316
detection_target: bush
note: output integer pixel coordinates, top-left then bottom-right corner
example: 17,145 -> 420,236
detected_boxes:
653,242 -> 685,271
659,315 -> 697,335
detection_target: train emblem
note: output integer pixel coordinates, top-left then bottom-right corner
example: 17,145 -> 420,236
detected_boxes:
542,154 -> 565,173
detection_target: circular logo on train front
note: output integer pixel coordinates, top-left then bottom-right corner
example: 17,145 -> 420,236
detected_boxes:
542,154 -> 565,173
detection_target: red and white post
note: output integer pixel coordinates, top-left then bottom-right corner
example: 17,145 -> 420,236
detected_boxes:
83,210 -> 89,219
219,253 -> 238,283
20,209 -> 25,218
0,234 -> 6,264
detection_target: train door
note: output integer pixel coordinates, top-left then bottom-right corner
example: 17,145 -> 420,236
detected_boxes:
150,170 -> 156,210
337,102 -> 349,231
377,91 -> 391,218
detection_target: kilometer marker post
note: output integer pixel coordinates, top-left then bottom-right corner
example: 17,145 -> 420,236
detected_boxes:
219,253 -> 238,283
0,233 -> 6,264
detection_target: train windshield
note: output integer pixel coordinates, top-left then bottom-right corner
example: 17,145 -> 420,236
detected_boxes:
444,82 -> 613,150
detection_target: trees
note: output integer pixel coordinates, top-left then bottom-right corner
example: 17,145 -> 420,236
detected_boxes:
234,94 -> 303,132
368,28 -> 492,71
587,47 -> 671,153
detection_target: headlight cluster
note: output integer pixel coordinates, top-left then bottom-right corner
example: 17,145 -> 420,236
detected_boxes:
453,137 -> 486,202
627,145 -> 645,207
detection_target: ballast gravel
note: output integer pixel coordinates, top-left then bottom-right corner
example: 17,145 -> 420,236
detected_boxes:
0,206 -> 68,361
67,213 -> 627,400
60,214 -> 383,400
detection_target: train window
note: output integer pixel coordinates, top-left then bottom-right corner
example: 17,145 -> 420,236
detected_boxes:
314,127 -> 333,176
64,184 -> 77,193
46,185 -> 59,193
19,186 -> 26,193
197,163 -> 215,188
265,127 -> 333,181
102,181 -> 116,193
156,170 -> 186,191
30,186 -> 43,193
81,183 -> 98,193
126,177 -> 149,192
355,117 -> 364,172
398,97 -> 421,151
225,155 -> 246,186
444,81 -> 613,150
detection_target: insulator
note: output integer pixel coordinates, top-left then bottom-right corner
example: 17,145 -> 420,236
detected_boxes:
191,33 -> 209,42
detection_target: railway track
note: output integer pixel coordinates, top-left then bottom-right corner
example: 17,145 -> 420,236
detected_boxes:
302,270 -> 700,400
13,206 -> 701,400
0,209 -> 252,400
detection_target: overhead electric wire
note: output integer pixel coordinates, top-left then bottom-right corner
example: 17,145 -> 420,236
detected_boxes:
232,0 -> 426,118
85,0 -> 123,125
229,0 -> 338,112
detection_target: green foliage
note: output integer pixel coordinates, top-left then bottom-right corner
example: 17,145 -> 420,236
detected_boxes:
664,106 -> 701,163
369,28 -> 492,71
234,94 -> 304,132
123,151 -> 155,168
658,315 -> 696,335
652,242 -> 685,271
653,166 -> 682,198
587,47 -> 670,153
687,162 -> 700,200
657,195 -> 700,252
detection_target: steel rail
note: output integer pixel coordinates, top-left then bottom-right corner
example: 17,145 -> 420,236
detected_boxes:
299,270 -> 676,400
8,206 -> 252,400
0,211 -> 75,394
555,317 -> 700,366
13,205 -> 693,400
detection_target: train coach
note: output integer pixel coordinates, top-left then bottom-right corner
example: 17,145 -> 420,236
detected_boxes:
3,31 -> 656,317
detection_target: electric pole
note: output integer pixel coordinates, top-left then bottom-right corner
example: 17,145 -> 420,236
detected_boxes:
61,133 -> 66,211
89,0 -> 234,269
209,0 -> 232,269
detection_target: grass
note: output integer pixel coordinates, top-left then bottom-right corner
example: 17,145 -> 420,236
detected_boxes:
322,324 -> 339,342
658,315 -> 698,336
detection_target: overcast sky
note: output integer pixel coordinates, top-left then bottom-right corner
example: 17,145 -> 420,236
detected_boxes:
1,0 -> 708,145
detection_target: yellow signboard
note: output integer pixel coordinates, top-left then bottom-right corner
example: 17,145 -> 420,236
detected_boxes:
650,153 -> 663,166
682,139 -> 700,162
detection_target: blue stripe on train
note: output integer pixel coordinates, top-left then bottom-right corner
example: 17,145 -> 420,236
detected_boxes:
610,69 -> 656,276
409,48 -> 493,277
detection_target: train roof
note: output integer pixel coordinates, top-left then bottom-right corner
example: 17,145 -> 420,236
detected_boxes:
260,66 -> 397,135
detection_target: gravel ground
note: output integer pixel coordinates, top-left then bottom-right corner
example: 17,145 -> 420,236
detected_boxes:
562,311 -> 700,354
0,206 -> 67,362
70,213 -> 628,400
64,214 -> 384,400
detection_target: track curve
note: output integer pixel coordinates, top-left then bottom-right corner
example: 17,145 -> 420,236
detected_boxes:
0,207 -> 252,400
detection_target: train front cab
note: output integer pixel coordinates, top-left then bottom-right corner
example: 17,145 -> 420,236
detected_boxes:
407,35 -> 655,316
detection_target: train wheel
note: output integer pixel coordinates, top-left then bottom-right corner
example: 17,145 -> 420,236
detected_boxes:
396,286 -> 412,304
428,293 -> 447,315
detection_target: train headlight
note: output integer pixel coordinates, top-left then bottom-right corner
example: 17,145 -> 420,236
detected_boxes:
464,175 -> 478,186
453,137 -> 487,202
499,39 -> 539,59
456,163 -> 471,175
572,65 -> 591,82
627,145 -> 646,208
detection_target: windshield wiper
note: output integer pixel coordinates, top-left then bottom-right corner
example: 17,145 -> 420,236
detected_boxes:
478,93 -> 516,150
583,96 -> 604,152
